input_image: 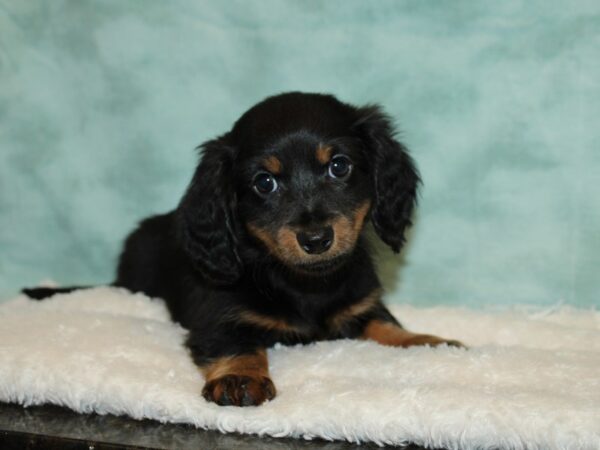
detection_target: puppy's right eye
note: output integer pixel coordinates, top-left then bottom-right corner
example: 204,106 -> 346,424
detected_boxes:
253,172 -> 278,195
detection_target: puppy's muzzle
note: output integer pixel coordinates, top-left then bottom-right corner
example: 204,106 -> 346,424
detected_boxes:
296,227 -> 333,255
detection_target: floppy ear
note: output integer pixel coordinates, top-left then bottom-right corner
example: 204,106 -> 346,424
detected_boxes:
177,134 -> 242,284
355,105 -> 421,253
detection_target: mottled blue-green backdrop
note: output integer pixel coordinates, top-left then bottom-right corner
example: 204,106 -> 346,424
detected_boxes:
1,1 -> 598,307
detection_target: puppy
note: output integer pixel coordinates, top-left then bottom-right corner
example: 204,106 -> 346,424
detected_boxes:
24,92 -> 462,407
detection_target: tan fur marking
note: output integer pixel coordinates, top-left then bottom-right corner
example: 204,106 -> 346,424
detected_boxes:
263,156 -> 282,174
352,201 -> 371,234
246,223 -> 304,263
361,320 -> 464,348
201,350 -> 269,382
328,288 -> 382,331
315,144 -> 333,164
330,200 -> 371,254
278,227 -> 300,259
237,310 -> 303,334
247,200 -> 371,267
246,223 -> 280,255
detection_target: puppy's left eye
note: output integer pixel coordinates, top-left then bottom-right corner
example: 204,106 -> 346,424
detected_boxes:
328,155 -> 352,179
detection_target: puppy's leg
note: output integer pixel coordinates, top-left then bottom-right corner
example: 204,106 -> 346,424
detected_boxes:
359,305 -> 464,348
361,319 -> 464,348
200,349 -> 276,406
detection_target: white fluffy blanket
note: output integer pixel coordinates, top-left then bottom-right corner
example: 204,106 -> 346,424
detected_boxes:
0,287 -> 598,449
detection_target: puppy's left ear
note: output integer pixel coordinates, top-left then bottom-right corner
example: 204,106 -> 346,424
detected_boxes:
354,105 -> 421,253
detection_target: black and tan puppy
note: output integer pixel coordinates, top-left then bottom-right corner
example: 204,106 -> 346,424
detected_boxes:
24,92 -> 462,407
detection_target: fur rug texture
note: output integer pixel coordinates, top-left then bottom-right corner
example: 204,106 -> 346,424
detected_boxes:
0,287 -> 598,450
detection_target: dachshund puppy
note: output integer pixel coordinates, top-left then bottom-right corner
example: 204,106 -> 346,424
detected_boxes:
24,92 -> 462,407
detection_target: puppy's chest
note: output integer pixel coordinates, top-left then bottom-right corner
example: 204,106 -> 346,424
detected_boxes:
249,288 -> 375,344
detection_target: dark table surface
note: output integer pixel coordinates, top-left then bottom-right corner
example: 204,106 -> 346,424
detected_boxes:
0,402 -> 440,450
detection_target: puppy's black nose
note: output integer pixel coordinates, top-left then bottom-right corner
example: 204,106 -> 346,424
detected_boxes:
297,227 -> 333,255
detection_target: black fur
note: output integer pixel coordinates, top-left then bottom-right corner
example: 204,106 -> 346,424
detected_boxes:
355,105 -> 420,252
24,92 -> 430,406
177,135 -> 242,284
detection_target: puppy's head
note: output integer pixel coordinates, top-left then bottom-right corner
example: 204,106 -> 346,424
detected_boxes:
178,92 -> 420,283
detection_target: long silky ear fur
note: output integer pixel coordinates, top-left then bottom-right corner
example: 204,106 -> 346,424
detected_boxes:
176,134 -> 242,284
355,105 -> 421,253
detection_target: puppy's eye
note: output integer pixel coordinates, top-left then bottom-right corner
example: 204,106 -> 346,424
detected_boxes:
253,172 -> 278,195
328,155 -> 352,179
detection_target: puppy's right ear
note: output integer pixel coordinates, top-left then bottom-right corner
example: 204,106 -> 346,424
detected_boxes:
177,134 -> 242,285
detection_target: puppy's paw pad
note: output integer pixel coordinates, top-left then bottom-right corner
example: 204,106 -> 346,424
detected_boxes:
202,375 -> 276,407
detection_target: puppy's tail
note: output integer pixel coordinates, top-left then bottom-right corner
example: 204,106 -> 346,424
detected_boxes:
22,286 -> 92,301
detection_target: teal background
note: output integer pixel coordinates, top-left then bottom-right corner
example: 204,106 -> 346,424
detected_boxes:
1,1 -> 598,307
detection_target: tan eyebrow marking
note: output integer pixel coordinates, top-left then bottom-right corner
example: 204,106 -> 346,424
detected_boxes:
263,156 -> 282,174
315,144 -> 333,165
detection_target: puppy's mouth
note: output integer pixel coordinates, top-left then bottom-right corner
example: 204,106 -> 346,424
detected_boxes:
291,253 -> 350,275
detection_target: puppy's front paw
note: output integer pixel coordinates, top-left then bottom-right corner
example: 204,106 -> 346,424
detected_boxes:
405,334 -> 466,349
202,375 -> 276,406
